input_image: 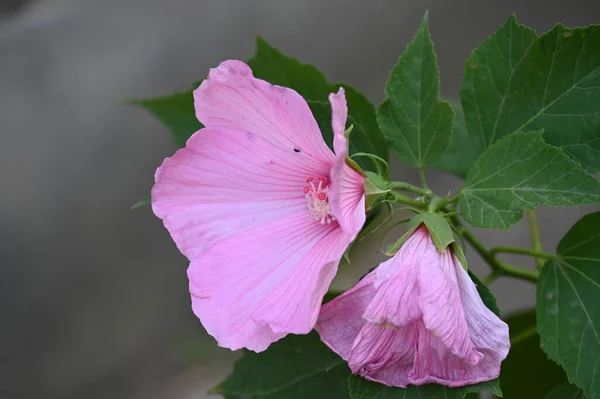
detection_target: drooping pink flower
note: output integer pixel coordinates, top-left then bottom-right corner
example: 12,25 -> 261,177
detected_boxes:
316,226 -> 509,387
151,60 -> 366,352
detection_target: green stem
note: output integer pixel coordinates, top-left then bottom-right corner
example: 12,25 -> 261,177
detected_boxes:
452,217 -> 539,283
482,271 -> 501,285
388,181 -> 431,196
527,210 -> 545,270
388,191 -> 425,208
435,193 -> 461,211
350,152 -> 389,178
490,246 -> 555,260
418,167 -> 430,191
510,326 -> 538,346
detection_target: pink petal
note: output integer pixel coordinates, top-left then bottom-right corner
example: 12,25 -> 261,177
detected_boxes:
327,88 -> 366,236
316,226 -> 510,388
194,60 -> 334,166
153,126 -> 353,352
362,257 -> 422,328
417,243 -> 483,366
316,273 -> 376,359
190,213 -> 350,352
348,324 -> 416,383
152,127 -> 326,260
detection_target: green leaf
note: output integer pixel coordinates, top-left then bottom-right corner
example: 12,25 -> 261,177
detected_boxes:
132,85 -> 202,147
348,376 -> 499,399
460,130 -> 600,230
496,310 -> 567,399
435,102 -> 479,178
249,37 -> 388,172
461,15 -> 600,173
347,272 -> 502,399
538,211 -> 600,399
470,271 -> 500,316
377,13 -> 454,167
213,331 -> 351,398
248,37 -> 332,101
544,383 -> 584,399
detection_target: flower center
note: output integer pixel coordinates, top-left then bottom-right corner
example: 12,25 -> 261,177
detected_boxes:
302,176 -> 336,224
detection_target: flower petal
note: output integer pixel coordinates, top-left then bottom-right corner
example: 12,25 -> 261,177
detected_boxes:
194,60 -> 334,165
316,273 -> 376,359
152,127 -> 328,259
362,257 -> 422,328
454,261 -> 510,379
417,241 -> 483,365
348,324 -> 416,386
190,212 -> 351,352
327,88 -> 366,236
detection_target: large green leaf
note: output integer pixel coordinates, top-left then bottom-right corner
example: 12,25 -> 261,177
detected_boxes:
496,310 -> 567,399
348,376 -> 498,399
460,131 -> 600,230
461,15 -> 600,173
247,37 -> 332,101
435,102 -> 478,178
377,13 -> 454,167
132,84 -> 203,148
538,211 -> 600,399
347,272 -> 502,399
544,383 -> 584,399
249,37 -> 388,172
213,331 -> 351,399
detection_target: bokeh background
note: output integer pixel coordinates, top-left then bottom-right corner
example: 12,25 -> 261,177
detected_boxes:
1,0 -> 599,398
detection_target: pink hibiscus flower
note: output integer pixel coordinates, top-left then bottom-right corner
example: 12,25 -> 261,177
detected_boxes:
316,226 -> 510,387
151,60 -> 366,352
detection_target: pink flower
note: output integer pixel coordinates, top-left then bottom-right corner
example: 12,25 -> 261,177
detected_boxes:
316,226 -> 509,388
151,60 -> 366,352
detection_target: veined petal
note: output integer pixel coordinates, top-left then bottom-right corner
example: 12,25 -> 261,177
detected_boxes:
328,88 -> 366,236
362,258 -> 422,328
418,245 -> 483,365
152,127 -> 328,259
190,212 -> 352,352
316,273 -> 376,359
194,60 -> 334,165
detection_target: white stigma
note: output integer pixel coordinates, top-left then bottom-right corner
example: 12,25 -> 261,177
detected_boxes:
303,176 -> 336,224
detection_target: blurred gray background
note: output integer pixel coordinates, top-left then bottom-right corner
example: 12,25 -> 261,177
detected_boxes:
1,0 -> 599,398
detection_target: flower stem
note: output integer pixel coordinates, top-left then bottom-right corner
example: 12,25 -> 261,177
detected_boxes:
388,191 -> 425,208
388,182 -> 431,197
489,246 -> 555,260
510,325 -> 538,346
435,193 -> 461,211
482,271 -> 500,285
418,167 -> 430,191
450,216 -> 539,283
527,210 -> 545,270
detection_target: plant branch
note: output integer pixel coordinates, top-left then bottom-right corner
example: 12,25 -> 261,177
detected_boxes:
388,191 -> 425,208
451,217 -> 539,283
490,246 -> 555,260
418,167 -> 430,191
388,182 -> 431,197
527,210 -> 545,270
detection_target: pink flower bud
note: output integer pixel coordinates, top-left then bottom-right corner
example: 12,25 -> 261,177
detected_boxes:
316,226 -> 509,387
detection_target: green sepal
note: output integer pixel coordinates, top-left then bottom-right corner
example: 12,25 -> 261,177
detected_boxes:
342,125 -> 367,177
386,212 -> 455,255
452,241 -> 469,271
131,194 -> 151,209
364,171 -> 391,211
